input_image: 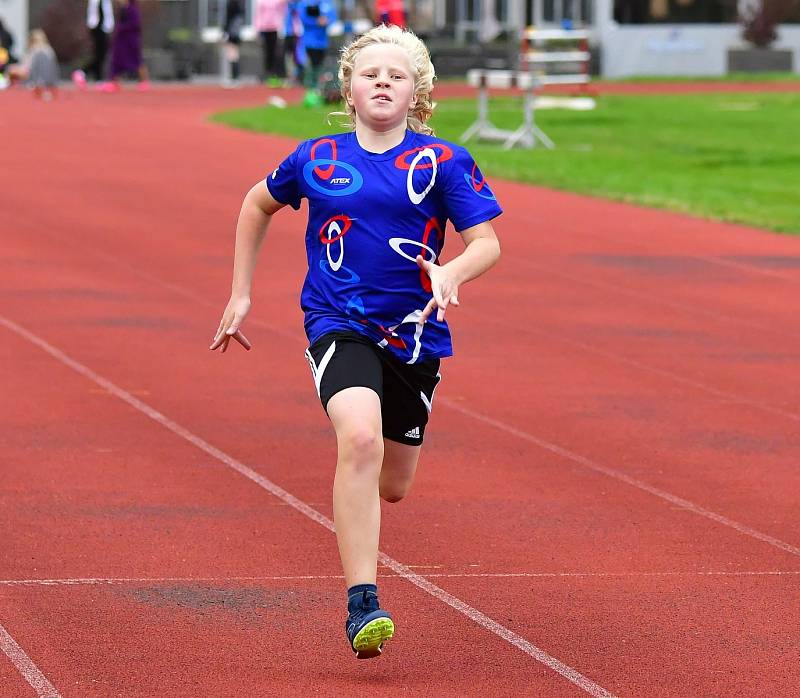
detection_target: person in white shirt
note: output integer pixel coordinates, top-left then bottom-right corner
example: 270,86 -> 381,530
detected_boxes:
84,0 -> 114,82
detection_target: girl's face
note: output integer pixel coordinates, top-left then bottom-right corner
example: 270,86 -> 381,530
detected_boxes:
347,43 -> 416,132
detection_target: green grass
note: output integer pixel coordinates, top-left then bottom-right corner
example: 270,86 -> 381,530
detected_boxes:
211,92 -> 800,233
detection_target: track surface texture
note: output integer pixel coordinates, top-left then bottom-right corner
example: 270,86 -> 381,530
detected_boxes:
2,85 -> 799,697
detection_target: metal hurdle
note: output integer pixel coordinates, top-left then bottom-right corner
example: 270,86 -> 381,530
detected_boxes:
461,28 -> 591,150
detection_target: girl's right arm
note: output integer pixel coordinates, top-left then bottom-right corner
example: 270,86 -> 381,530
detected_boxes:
210,182 -> 285,353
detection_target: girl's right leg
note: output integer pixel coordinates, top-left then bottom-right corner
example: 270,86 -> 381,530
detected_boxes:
326,386 -> 383,588
380,439 -> 421,503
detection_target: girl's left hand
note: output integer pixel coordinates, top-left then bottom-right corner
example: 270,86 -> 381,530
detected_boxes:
416,255 -> 460,324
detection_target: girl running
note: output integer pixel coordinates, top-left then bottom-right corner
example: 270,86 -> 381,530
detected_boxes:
211,23 -> 502,659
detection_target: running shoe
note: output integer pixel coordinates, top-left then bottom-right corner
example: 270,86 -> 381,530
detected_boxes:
345,590 -> 394,659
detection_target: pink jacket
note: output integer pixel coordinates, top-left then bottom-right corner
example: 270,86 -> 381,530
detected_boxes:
255,0 -> 288,31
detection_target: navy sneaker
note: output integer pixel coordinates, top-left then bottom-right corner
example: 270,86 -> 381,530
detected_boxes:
345,589 -> 394,659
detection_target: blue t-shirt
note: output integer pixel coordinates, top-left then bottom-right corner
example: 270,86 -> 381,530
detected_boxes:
266,129 -> 502,363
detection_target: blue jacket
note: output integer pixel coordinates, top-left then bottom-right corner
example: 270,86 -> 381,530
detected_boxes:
299,1 -> 337,50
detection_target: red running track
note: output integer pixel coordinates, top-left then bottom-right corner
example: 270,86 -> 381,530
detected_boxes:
2,85 -> 800,697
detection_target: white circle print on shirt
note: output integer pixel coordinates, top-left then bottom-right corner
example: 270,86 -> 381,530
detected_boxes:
325,219 -> 345,271
406,147 -> 438,205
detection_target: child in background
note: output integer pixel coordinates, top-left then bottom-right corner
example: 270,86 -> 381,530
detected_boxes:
7,29 -> 59,99
210,24 -> 502,659
299,1 -> 337,106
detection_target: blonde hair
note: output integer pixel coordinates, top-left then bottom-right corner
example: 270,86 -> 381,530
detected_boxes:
28,29 -> 50,49
335,24 -> 436,136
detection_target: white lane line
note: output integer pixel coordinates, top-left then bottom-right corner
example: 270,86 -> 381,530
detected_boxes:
442,398 -> 800,559
0,315 -> 615,698
0,623 -> 61,698
3,570 -> 800,587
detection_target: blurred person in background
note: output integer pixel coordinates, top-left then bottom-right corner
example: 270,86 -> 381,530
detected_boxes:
7,28 -> 59,99
375,0 -> 407,28
408,0 -> 434,38
300,0 -> 337,106
222,0 -> 245,86
99,0 -> 149,92
72,0 -> 114,88
255,0 -> 288,86
0,16 -> 19,87
283,0 -> 306,86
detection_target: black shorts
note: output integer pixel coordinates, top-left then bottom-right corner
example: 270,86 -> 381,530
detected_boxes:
305,331 -> 442,446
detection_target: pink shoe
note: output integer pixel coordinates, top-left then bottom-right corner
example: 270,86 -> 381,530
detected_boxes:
136,80 -> 151,92
96,81 -> 119,93
71,69 -> 87,90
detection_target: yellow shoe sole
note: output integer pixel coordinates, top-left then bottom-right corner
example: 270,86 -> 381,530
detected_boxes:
352,617 -> 395,659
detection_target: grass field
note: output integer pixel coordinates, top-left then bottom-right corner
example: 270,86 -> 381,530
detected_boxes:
212,92 -> 800,234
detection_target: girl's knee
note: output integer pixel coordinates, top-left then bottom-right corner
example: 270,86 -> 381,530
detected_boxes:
337,427 -> 384,467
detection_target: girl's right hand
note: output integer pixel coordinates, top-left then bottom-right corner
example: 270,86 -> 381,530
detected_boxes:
210,295 -> 253,353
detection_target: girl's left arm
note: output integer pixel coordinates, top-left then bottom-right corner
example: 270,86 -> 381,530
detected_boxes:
415,220 -> 501,324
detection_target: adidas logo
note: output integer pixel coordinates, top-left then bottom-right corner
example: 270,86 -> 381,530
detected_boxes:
404,427 -> 421,439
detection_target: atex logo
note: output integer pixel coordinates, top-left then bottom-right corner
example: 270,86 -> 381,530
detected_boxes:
330,177 -> 351,185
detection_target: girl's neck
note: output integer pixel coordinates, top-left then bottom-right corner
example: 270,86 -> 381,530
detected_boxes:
354,120 -> 408,154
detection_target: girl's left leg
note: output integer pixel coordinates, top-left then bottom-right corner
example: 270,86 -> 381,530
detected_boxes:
380,440 -> 421,503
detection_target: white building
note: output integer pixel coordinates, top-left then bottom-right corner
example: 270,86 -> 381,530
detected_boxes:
446,0 -> 800,77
